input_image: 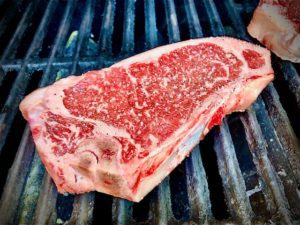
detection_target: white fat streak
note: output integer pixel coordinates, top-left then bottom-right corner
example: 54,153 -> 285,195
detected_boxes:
160,77 -> 170,88
88,85 -> 102,93
129,108 -> 137,117
149,134 -> 159,147
126,70 -> 137,84
144,110 -> 151,118
96,103 -> 108,114
135,101 -> 148,109
140,87 -> 150,97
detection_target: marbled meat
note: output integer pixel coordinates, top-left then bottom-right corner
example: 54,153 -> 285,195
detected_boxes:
20,37 -> 274,202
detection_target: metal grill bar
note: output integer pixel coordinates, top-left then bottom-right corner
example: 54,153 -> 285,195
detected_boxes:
81,0 -> 97,57
223,0 -> 247,39
40,0 -> 78,87
121,0 -> 135,54
33,1 -> 81,223
33,174 -> 57,225
185,147 -> 212,223
237,0 -> 300,173
0,0 -> 58,154
112,199 -> 133,225
253,98 -> 300,217
222,1 -> 299,222
240,108 -> 292,224
98,0 -> 116,54
183,0 -> 203,38
0,1 -> 98,224
163,0 -> 180,43
237,0 -> 299,143
66,193 -> 95,225
213,121 -> 253,224
144,0 -> 158,49
0,0 -> 24,38
279,62 -> 300,108
202,0 -> 224,36
0,0 -> 39,89
0,126 -> 35,224
17,152 -> 45,224
70,0 -> 95,74
262,84 -> 300,182
0,1 -> 39,66
154,177 -> 174,224
0,4 -> 57,214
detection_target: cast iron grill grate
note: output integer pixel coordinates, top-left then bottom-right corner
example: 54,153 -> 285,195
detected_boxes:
0,0 -> 299,224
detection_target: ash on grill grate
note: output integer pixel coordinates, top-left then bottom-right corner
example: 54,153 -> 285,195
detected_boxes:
0,0 -> 300,224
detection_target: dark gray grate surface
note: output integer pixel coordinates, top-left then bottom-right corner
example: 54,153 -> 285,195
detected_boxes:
0,0 -> 299,224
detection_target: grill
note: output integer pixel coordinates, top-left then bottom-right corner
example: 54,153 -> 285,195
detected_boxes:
0,0 -> 299,224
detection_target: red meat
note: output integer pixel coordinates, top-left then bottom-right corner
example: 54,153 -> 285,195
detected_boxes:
20,37 -> 273,202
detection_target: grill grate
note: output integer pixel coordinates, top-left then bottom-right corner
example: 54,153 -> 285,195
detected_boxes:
0,0 -> 300,224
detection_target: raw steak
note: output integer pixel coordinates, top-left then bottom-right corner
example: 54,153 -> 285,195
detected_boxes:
247,0 -> 300,62
20,37 -> 273,202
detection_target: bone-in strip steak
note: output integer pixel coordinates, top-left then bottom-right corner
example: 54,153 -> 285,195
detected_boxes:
20,37 -> 273,202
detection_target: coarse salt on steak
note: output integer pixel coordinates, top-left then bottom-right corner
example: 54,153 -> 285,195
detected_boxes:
20,37 -> 273,202
247,0 -> 300,62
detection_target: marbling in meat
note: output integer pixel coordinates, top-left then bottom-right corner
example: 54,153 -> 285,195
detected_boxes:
20,37 -> 273,202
